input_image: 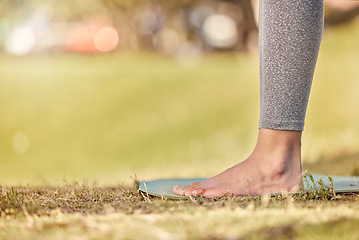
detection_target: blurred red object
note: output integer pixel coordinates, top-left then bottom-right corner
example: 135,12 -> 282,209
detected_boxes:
65,23 -> 119,53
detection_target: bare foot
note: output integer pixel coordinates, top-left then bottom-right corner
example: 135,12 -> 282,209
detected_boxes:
173,129 -> 302,198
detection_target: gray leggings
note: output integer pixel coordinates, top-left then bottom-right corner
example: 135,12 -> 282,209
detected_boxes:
259,0 -> 324,131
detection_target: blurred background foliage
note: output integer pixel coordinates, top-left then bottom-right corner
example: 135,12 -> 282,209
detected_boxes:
1,0 -> 358,55
0,0 -> 359,186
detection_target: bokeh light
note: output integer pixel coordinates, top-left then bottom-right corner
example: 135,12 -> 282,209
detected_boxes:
202,14 -> 238,49
5,25 -> 36,55
12,132 -> 30,155
65,23 -> 118,53
93,26 -> 119,52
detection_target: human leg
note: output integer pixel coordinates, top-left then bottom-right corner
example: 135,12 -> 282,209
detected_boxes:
173,0 -> 324,197
259,0 -> 324,131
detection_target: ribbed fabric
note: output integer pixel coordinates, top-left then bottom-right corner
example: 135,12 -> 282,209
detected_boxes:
259,0 -> 324,131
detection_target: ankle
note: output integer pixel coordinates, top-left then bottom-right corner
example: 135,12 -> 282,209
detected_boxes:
255,128 -> 301,155
252,128 -> 302,176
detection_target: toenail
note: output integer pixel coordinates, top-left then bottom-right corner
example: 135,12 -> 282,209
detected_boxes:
185,191 -> 192,197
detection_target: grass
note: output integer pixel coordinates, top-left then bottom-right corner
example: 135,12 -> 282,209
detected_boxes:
0,52 -> 260,185
0,178 -> 359,239
1,19 -> 359,240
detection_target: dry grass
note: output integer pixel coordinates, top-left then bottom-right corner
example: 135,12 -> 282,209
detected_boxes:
0,181 -> 359,240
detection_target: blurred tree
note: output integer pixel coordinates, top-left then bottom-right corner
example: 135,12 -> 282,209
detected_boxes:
221,0 -> 258,51
1,0 -> 359,53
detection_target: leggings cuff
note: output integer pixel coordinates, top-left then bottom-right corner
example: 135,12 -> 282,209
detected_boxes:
259,120 -> 304,131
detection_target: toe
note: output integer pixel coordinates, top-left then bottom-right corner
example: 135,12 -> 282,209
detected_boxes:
184,190 -> 192,197
202,187 -> 229,198
175,182 -> 206,197
178,188 -> 186,195
173,185 -> 184,195
191,189 -> 204,197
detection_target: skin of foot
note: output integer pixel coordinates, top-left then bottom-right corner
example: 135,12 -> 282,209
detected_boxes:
173,129 -> 302,198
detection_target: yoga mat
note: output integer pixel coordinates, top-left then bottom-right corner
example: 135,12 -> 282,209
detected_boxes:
139,174 -> 359,199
